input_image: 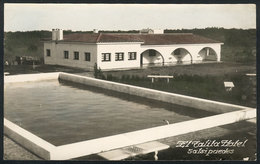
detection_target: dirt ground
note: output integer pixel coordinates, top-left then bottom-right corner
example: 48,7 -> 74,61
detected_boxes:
3,136 -> 41,160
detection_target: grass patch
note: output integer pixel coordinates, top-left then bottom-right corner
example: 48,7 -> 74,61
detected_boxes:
102,72 -> 255,108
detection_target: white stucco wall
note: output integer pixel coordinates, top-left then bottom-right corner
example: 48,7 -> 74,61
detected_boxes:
198,48 -> 218,61
142,50 -> 163,65
97,43 -> 143,70
44,40 -> 222,70
44,42 -> 97,70
96,42 -> 222,69
171,49 -> 192,63
140,43 -> 222,64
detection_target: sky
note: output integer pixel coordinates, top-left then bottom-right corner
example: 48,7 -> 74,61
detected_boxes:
4,4 -> 256,32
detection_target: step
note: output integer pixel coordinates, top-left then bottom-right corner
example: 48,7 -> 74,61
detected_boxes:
98,141 -> 170,160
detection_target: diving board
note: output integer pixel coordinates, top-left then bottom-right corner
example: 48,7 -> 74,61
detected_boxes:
98,141 -> 169,160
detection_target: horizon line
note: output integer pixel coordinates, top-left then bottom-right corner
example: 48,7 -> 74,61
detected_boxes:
4,27 -> 257,32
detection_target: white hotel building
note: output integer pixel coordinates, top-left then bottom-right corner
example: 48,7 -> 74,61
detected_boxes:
43,29 -> 223,70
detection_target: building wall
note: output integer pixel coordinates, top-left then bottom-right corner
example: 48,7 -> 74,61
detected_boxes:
44,42 -> 97,70
140,43 -> 222,65
44,41 -> 222,70
142,50 -> 164,65
198,48 -> 218,61
171,48 -> 193,63
97,43 -> 142,70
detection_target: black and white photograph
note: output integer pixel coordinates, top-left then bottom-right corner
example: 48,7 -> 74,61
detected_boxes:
3,3 -> 257,161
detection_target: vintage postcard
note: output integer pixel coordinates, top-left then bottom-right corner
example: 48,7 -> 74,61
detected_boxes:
3,3 -> 257,161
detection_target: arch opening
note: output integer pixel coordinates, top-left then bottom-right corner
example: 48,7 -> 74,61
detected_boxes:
140,49 -> 165,67
198,47 -> 218,61
171,48 -> 193,64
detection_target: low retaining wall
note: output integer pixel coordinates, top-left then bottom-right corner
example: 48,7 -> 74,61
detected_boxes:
4,118 -> 56,160
5,72 -> 61,83
59,72 -> 254,113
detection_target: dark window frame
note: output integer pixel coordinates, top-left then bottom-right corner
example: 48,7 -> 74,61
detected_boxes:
64,51 -> 69,59
115,52 -> 124,61
74,51 -> 79,60
174,49 -> 181,55
128,52 -> 137,60
85,52 -> 91,61
101,53 -> 111,62
46,49 -> 51,57
148,50 -> 156,57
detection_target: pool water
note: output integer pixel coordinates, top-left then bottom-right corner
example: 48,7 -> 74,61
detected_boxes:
4,80 -> 214,146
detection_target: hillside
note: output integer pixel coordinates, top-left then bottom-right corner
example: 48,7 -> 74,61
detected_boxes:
4,28 -> 256,64
4,31 -> 51,62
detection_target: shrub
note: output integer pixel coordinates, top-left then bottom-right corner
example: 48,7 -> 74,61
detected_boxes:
121,75 -> 126,80
93,63 -> 104,79
107,74 -> 113,81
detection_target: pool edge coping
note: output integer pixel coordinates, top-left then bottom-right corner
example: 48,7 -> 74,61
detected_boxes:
59,72 -> 255,113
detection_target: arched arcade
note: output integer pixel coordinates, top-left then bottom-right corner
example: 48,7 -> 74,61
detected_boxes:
140,49 -> 165,67
197,47 -> 218,61
171,48 -> 193,64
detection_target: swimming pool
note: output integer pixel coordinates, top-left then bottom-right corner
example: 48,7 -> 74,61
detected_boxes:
4,79 -> 214,146
4,73 -> 256,160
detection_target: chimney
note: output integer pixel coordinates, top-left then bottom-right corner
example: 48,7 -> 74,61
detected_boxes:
52,29 -> 57,40
93,29 -> 99,33
153,29 -> 164,34
52,29 -> 63,41
57,29 -> 63,40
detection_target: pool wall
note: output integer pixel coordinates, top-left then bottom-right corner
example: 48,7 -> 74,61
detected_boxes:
4,118 -> 56,160
59,72 -> 253,113
4,108 -> 256,160
52,108 -> 255,160
5,72 -> 60,83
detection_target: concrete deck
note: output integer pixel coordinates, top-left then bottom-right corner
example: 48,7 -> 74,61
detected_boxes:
98,141 -> 169,160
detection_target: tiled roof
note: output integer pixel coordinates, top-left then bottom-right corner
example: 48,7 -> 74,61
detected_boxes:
98,33 -> 144,43
137,33 -> 221,45
62,33 -> 100,43
46,33 -> 221,45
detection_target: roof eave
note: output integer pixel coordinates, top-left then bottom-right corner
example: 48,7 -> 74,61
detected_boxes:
42,40 -> 97,44
97,42 -> 144,45
142,42 -> 224,46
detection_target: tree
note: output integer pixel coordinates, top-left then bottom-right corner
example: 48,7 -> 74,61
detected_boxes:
93,63 -> 104,79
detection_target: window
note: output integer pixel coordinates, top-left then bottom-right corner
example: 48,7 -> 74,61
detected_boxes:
102,53 -> 111,62
128,52 -> 137,60
64,51 -> 69,59
46,49 -> 51,57
74,51 -> 79,60
149,50 -> 156,56
115,52 -> 124,61
174,49 -> 181,55
85,52 -> 91,61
